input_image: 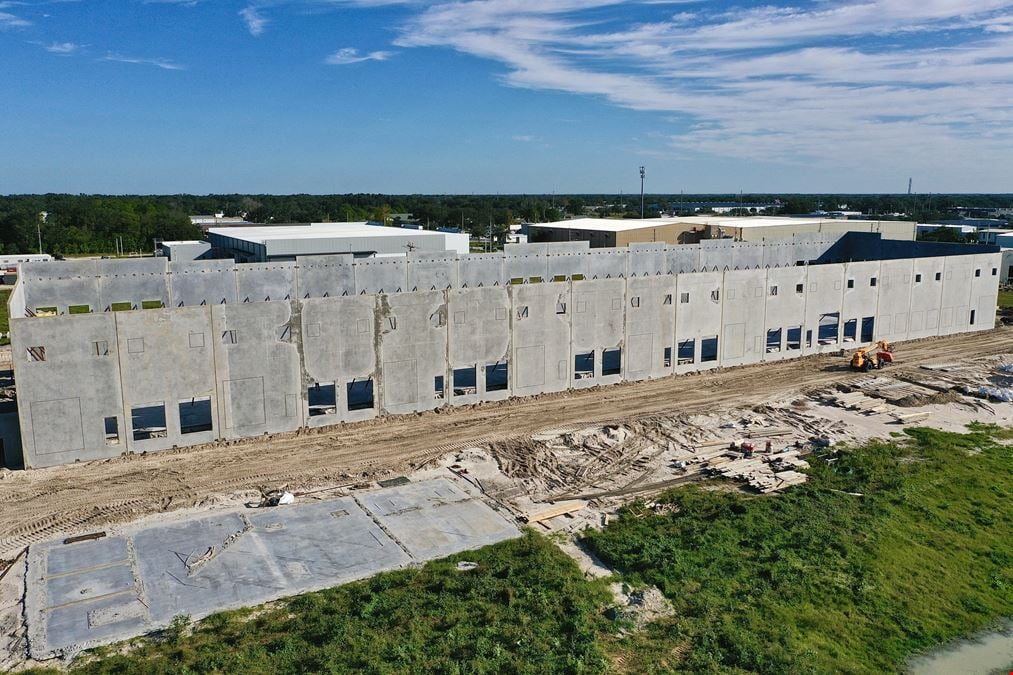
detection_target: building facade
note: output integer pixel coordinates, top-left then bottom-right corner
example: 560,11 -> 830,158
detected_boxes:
4,234 -> 1002,469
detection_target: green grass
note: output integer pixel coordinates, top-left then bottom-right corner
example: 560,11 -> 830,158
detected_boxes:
110,301 -> 133,311
0,288 -> 9,344
37,532 -> 613,675
141,300 -> 164,309
998,289 -> 1013,308
584,426 -> 1013,674
25,427 -> 1013,675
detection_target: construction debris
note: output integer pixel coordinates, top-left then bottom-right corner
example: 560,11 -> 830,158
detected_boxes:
246,490 -> 295,509
521,501 -> 588,524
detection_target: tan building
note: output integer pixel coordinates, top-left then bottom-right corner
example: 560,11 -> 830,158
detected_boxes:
528,218 -> 706,247
528,216 -> 916,248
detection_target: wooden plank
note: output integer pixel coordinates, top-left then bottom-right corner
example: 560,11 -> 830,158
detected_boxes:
523,500 -> 588,523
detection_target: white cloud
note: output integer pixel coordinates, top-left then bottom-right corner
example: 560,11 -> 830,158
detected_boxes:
386,0 -> 1013,172
0,10 -> 30,28
44,41 -> 80,54
240,5 -> 267,36
324,47 -> 393,64
102,53 -> 185,70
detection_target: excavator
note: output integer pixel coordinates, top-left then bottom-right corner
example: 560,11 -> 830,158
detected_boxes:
849,340 -> 895,371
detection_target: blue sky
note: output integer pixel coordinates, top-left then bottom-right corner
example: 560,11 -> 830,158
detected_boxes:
2,0 -> 1012,194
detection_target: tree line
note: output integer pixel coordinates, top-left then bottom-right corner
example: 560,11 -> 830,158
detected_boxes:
0,193 -> 1008,256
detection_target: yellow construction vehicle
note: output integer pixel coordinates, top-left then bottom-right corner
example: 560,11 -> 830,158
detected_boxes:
850,340 -> 894,371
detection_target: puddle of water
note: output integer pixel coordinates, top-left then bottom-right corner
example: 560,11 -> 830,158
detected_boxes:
908,621 -> 1013,675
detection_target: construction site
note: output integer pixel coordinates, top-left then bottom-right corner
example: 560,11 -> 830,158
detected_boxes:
1,229 -> 1011,668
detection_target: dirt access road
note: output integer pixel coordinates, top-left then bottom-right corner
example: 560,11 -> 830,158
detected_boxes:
1,328 -> 1010,559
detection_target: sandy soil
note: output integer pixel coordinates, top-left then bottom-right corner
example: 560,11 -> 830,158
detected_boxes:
0,328 -> 1010,560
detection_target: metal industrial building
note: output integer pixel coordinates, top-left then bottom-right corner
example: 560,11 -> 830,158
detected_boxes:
155,240 -> 212,261
528,216 -> 916,248
0,233 -> 1002,469
209,223 -> 470,262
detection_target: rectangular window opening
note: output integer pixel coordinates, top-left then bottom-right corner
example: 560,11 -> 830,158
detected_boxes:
571,273 -> 584,281
574,351 -> 595,379
453,366 -> 477,395
104,416 -> 119,446
818,312 -> 841,344
552,274 -> 567,283
677,339 -> 695,365
991,267 -> 998,276
308,383 -> 337,417
141,300 -> 163,310
847,279 -> 854,289
710,289 -> 720,303
664,294 -> 672,305
786,326 -> 802,351
35,306 -> 58,316
27,346 -> 46,362
485,362 -> 508,392
602,347 -> 622,376
974,269 -> 981,278
701,336 -> 718,363
935,272 -> 942,281
970,309 -> 976,325
347,378 -> 374,411
93,340 -> 108,356
843,319 -> 858,342
861,317 -> 875,342
631,296 -> 641,308
915,273 -> 922,283
434,375 -> 444,400
110,302 -> 133,312
179,396 -> 213,433
870,277 -> 878,287
769,286 -> 778,296
555,300 -> 567,314
805,329 -> 813,349
131,402 -> 167,441
68,304 -> 91,314
795,283 -> 804,294
663,347 -> 672,367
222,329 -> 238,345
766,328 -> 782,353
680,292 -> 690,304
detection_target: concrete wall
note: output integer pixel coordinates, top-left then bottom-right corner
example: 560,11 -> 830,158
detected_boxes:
8,243 -> 1003,468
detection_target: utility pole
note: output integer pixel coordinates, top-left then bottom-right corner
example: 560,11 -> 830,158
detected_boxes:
639,166 -> 646,219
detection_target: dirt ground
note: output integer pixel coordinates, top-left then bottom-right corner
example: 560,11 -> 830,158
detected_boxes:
0,328 -> 1011,563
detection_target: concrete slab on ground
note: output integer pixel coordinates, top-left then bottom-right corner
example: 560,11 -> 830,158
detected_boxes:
358,479 -> 520,560
25,477 -> 519,659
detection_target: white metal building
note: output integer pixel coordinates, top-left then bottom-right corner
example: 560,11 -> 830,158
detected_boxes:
155,240 -> 212,261
209,223 -> 470,262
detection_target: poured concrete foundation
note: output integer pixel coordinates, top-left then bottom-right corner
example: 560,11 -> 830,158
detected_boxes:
25,477 -> 519,658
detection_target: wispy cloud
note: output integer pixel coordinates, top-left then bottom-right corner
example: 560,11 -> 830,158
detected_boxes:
102,52 -> 184,70
43,41 -> 81,54
240,5 -> 267,36
0,10 -> 30,28
382,0 -> 1013,170
324,47 -> 393,64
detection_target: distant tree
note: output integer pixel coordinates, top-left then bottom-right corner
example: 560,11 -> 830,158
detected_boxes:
917,227 -> 972,244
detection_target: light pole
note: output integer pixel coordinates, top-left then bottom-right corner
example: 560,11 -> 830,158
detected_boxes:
639,166 -> 646,219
